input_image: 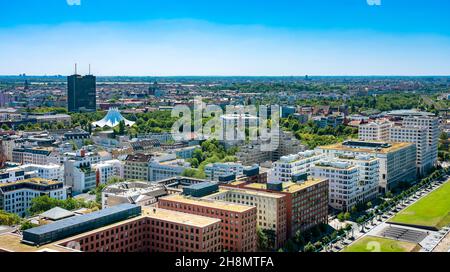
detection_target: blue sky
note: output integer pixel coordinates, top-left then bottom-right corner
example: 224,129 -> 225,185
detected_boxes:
1,0 -> 450,76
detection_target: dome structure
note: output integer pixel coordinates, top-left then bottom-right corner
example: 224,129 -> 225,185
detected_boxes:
92,107 -> 135,128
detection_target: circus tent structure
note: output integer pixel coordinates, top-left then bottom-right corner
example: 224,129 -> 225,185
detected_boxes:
92,107 -> 135,128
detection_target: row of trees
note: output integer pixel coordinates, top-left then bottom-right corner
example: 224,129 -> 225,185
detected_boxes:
28,195 -> 99,215
282,118 -> 358,149
182,139 -> 239,179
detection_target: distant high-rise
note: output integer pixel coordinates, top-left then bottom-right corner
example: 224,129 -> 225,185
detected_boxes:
67,70 -> 96,112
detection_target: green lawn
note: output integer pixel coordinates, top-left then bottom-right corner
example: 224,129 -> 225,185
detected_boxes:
343,236 -> 419,252
389,180 -> 450,229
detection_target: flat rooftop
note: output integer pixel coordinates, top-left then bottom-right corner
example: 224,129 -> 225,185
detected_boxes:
318,141 -> 414,154
0,233 -> 76,252
244,178 -> 327,193
0,178 -> 61,188
211,187 -> 285,199
160,194 -> 254,213
142,207 -> 221,228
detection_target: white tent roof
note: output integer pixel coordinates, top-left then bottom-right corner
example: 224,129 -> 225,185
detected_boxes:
92,107 -> 135,128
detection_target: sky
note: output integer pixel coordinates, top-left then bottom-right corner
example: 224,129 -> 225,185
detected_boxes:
0,0 -> 450,76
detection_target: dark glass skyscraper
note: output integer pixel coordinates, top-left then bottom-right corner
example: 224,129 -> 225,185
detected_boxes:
67,74 -> 96,112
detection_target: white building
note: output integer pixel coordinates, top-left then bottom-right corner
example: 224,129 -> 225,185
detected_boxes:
317,141 -> 416,193
358,119 -> 393,141
148,155 -> 191,182
312,159 -> 359,211
0,167 -> 27,183
0,178 -> 67,216
205,187 -> 287,248
403,115 -> 439,171
359,112 -> 439,176
389,125 -> 432,176
63,151 -> 97,194
92,159 -> 124,185
18,164 -> 64,182
204,162 -> 244,181
272,150 -> 324,183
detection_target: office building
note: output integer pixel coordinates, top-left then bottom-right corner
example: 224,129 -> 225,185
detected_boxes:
204,162 -> 244,181
158,194 -> 257,252
102,181 -> 168,208
67,74 -> 96,112
317,141 -> 416,193
272,150 -> 324,183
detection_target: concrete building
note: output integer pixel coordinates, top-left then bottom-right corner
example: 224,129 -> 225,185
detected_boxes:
92,159 -> 124,185
17,164 -> 64,182
223,178 -> 329,238
272,150 -> 325,183
312,155 -> 379,211
317,141 -> 417,193
358,119 -> 393,141
148,157 -> 191,182
67,74 -> 96,113
206,187 -> 287,249
64,151 -> 97,194
12,147 -> 53,165
0,178 -> 67,216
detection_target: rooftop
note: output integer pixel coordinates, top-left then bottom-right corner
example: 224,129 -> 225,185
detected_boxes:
318,141 -> 414,154
244,178 -> 327,193
160,194 -> 254,212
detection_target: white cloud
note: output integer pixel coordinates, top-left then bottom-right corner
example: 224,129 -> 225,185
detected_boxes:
66,0 -> 81,6
367,0 -> 381,6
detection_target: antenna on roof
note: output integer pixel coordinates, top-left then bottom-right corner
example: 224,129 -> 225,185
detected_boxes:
74,63 -> 77,75
89,64 -> 91,75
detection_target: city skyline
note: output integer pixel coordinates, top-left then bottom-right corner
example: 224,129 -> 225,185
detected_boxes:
1,0 -> 450,76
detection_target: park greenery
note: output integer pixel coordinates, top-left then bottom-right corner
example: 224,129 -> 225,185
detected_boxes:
182,139 -> 238,179
438,131 -> 450,162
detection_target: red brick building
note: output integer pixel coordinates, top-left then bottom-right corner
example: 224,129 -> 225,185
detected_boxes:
222,178 -> 329,238
158,194 -> 257,252
57,207 -> 221,252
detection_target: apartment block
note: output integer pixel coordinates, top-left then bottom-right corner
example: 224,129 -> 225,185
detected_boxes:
0,178 -> 67,216
272,150 -> 325,183
205,162 -> 244,181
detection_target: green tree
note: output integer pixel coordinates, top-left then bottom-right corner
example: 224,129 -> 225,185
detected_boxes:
257,228 -> 269,251
0,211 -> 21,226
303,242 -> 316,253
